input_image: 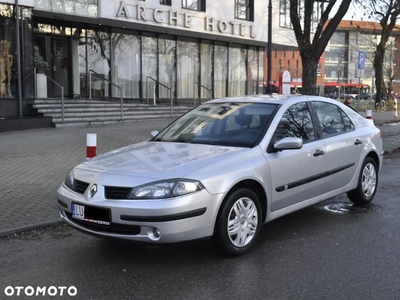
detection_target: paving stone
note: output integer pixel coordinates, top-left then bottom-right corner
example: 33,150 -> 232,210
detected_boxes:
0,119 -> 175,236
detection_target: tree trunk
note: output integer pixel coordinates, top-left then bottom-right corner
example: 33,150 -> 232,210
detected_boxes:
301,57 -> 318,95
374,42 -> 387,104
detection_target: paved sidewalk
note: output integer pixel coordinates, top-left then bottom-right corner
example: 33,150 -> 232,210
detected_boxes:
0,119 -> 175,236
0,112 -> 399,237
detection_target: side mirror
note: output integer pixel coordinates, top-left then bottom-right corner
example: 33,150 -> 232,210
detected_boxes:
273,137 -> 303,151
150,131 -> 159,137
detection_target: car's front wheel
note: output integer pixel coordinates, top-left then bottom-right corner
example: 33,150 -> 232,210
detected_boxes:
211,188 -> 262,256
347,157 -> 378,205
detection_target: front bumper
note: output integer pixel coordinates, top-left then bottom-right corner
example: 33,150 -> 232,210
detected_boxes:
57,184 -> 222,243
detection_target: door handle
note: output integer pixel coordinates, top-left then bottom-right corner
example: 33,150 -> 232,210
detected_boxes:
313,149 -> 325,157
354,139 -> 363,145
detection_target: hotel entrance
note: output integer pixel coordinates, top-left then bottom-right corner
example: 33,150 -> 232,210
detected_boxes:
34,35 -> 70,98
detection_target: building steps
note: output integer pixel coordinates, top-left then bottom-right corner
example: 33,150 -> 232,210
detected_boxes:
33,99 -> 192,127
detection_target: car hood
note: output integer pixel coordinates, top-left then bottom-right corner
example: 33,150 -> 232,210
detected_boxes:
76,141 -> 246,179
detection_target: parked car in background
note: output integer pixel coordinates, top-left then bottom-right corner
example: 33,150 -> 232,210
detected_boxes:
327,92 -> 354,100
338,93 -> 355,100
356,93 -> 374,100
57,95 -> 383,256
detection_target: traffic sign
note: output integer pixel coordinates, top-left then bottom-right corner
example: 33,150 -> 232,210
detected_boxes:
358,51 -> 365,69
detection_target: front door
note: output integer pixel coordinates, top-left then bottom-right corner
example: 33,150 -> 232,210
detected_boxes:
34,36 -> 70,98
266,101 -> 326,212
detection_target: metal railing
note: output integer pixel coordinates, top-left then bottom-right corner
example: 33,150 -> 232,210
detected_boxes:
375,100 -> 387,112
146,76 -> 173,117
193,82 -> 212,106
89,70 -> 123,120
34,68 -> 65,122
355,99 -> 375,112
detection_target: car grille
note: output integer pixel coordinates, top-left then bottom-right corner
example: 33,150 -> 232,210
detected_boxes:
73,179 -> 90,194
104,186 -> 132,199
65,212 -> 141,235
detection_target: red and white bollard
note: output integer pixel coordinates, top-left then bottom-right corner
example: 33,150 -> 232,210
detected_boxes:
86,133 -> 97,159
366,110 -> 372,120
394,98 -> 398,118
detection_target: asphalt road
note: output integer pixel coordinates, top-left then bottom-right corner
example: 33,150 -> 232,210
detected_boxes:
1,157 -> 400,300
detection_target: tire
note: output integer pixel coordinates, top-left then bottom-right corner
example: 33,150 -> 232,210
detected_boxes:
347,157 -> 378,205
211,188 -> 262,256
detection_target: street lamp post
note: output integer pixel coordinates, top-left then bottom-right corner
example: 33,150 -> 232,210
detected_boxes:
337,59 -> 341,98
16,0 -> 22,117
265,0 -> 273,94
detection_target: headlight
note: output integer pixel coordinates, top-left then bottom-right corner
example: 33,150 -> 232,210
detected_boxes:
128,179 -> 204,199
64,169 -> 75,190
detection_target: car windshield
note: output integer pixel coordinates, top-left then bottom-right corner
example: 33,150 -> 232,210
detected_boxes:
152,102 -> 278,147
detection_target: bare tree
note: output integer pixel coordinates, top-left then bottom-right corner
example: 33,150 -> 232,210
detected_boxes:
289,0 -> 352,95
354,0 -> 400,104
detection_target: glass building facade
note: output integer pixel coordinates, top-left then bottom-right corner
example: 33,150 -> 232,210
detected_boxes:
0,3 -> 34,115
0,0 -> 266,118
32,21 -> 265,101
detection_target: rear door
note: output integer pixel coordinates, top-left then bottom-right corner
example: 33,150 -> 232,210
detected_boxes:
311,101 -> 363,193
266,101 -> 326,212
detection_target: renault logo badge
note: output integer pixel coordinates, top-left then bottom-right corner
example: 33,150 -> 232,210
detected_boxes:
89,184 -> 97,198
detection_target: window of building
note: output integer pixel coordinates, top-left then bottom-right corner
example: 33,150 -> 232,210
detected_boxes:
0,4 -> 34,103
279,0 -> 323,32
34,0 -> 98,17
228,44 -> 247,96
214,42 -> 228,98
200,41 -> 213,99
325,47 -> 348,62
317,61 -> 322,77
258,48 -> 265,94
161,0 -> 171,5
278,58 -> 283,72
247,46 -> 259,95
356,33 -> 375,47
182,0 -> 206,11
111,30 -> 140,99
324,63 -> 348,82
330,31 -> 348,45
279,0 -> 291,28
141,34 -> 158,99
177,37 -> 199,99
158,35 -> 176,99
235,0 -> 254,21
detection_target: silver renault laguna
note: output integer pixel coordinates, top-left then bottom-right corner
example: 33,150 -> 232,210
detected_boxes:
57,95 -> 383,256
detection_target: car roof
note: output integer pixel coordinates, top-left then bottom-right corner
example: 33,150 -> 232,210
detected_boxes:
205,94 -> 327,105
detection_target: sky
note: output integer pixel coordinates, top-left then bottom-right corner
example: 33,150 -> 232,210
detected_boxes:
331,1 -> 367,21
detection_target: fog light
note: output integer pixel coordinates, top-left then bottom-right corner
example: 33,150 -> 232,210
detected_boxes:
153,228 -> 161,238
147,227 -> 161,241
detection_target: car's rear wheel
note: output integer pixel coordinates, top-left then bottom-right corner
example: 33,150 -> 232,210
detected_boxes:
211,188 -> 262,256
347,157 -> 378,205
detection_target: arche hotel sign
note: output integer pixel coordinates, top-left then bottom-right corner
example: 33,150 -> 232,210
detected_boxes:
116,1 -> 256,39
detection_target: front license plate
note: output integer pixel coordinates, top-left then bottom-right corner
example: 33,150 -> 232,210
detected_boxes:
71,203 -> 111,226
72,203 -> 85,220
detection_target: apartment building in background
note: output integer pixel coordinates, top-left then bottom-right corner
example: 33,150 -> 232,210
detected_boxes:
267,19 -> 400,95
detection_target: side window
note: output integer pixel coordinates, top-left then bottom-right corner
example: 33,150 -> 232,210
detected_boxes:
312,101 -> 347,137
340,110 -> 355,131
274,102 -> 315,142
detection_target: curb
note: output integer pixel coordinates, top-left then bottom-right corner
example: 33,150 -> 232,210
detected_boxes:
0,219 -> 62,238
